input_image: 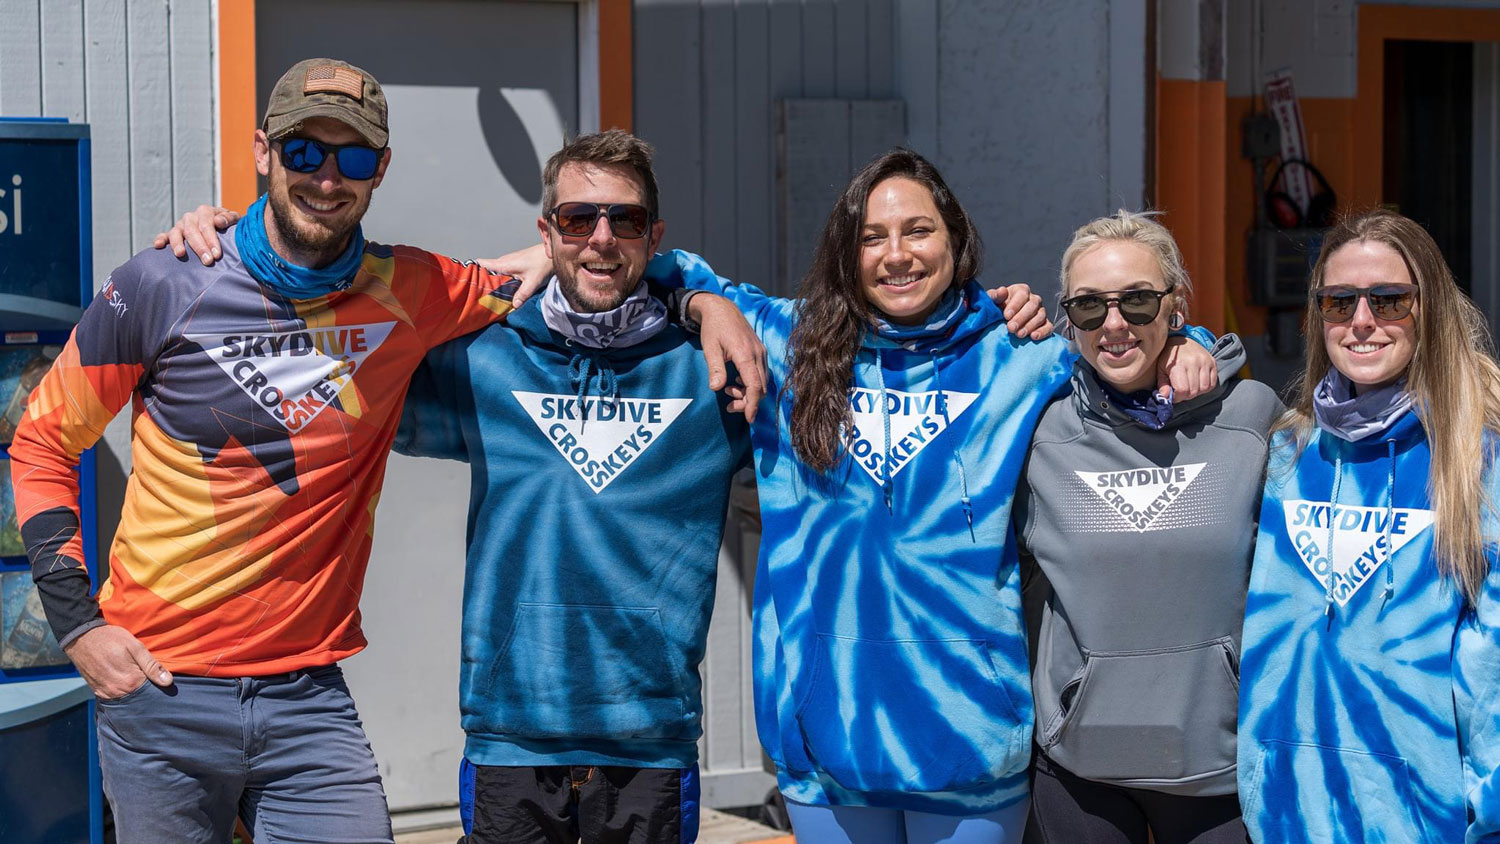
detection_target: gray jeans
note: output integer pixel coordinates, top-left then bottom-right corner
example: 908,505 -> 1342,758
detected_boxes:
95,664 -> 393,844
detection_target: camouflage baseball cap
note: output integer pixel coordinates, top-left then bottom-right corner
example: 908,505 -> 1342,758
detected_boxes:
262,58 -> 388,148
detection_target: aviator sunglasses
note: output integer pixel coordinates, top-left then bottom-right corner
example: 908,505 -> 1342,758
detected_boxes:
1314,284 -> 1419,323
276,138 -> 384,181
549,202 -> 654,239
1061,285 -> 1176,331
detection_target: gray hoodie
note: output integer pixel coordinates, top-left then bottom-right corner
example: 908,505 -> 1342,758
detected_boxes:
1016,334 -> 1283,797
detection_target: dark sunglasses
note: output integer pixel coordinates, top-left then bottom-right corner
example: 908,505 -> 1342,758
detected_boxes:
276,138 -> 384,181
1314,284 -> 1418,323
549,202 -> 653,239
1061,285 -> 1176,331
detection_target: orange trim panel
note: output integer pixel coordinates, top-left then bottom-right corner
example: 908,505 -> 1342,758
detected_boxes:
599,0 -> 633,132
1155,77 -> 1227,337
218,0 -> 258,214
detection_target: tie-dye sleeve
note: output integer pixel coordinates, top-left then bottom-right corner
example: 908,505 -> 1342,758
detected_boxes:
1458,557 -> 1500,843
644,249 -> 792,342
9,259 -> 159,645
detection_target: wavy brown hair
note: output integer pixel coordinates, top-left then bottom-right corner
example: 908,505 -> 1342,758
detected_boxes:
786,149 -> 982,471
1274,209 -> 1500,604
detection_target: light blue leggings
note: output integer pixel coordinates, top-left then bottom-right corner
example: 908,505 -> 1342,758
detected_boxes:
784,799 -> 1030,844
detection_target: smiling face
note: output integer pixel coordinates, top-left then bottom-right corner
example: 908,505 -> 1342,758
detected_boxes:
254,116 -> 389,267
539,161 -> 666,314
857,177 -> 957,325
1067,240 -> 1176,394
1320,240 -> 1419,393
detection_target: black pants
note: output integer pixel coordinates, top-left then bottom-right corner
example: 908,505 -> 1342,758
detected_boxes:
462,763 -> 695,844
1027,752 -> 1248,844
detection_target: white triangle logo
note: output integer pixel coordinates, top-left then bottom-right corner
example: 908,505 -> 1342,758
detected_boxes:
1281,500 -> 1436,606
844,388 -> 978,483
513,391 -> 692,493
185,322 -> 396,433
1075,462 -> 1207,532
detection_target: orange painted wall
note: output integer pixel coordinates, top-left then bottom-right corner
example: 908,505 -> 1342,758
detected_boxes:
1155,77 -> 1227,336
218,0 -> 258,213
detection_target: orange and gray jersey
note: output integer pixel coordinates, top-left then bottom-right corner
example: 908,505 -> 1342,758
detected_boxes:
10,228 -> 515,676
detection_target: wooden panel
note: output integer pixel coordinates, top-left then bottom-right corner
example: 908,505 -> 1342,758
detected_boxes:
169,0 -> 215,216
849,99 -> 904,173
83,0 -> 130,286
700,0 -> 738,278
0,0 -> 43,115
40,0 -> 85,121
126,0 -> 174,249
767,0 -> 801,99
834,0 -> 866,99
865,0 -> 895,98
778,99 -> 849,289
734,0 -> 773,291
633,0 -> 703,249
800,0 -> 835,98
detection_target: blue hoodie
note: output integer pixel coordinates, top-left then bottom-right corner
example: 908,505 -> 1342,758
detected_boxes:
395,292 -> 750,768
648,250 -> 1072,814
1455,467 -> 1500,844
1238,412 -> 1467,842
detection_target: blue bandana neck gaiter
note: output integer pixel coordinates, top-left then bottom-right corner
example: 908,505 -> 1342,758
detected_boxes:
235,192 -> 366,300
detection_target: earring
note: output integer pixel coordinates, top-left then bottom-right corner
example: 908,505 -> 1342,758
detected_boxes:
1062,319 -> 1076,341
1168,312 -> 1185,330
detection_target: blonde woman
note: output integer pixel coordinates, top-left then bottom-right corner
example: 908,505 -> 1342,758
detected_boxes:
1017,211 -> 1280,843
1237,209 -> 1500,843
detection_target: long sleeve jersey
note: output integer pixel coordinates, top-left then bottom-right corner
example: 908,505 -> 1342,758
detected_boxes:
10,226 -> 516,676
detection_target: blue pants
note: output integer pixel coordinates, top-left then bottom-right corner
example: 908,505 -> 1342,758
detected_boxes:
95,665 -> 392,844
784,798 -> 1029,844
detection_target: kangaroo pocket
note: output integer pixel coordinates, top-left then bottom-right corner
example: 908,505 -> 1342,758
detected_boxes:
1040,638 -> 1239,785
1242,741 -> 1430,842
793,635 -> 1028,795
479,603 -> 692,740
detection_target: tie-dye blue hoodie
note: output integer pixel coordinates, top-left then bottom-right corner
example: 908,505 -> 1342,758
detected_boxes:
1454,460 -> 1500,844
1238,412 -> 1469,842
647,250 -> 1072,815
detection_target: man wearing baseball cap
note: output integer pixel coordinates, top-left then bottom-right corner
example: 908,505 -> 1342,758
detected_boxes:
9,57 -> 518,844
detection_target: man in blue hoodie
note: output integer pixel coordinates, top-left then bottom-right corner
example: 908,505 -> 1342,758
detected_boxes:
395,131 -> 753,844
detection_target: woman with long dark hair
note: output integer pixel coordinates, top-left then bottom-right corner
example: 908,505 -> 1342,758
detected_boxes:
643,150 -> 1215,843
1237,209 -> 1500,842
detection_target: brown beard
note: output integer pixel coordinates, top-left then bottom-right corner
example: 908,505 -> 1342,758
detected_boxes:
266,186 -> 365,265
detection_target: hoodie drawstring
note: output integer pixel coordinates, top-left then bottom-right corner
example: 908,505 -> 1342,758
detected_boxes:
1383,438 -> 1396,607
873,349 -> 894,513
567,345 -> 618,424
930,349 -> 975,535
1326,454 -> 1344,627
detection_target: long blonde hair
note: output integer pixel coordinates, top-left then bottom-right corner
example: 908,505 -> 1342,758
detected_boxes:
1274,210 -> 1500,604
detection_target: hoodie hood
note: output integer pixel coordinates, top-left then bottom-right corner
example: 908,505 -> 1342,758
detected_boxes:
1072,333 -> 1249,430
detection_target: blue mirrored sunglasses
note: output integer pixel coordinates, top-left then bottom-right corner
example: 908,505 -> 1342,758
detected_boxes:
276,138 -> 384,181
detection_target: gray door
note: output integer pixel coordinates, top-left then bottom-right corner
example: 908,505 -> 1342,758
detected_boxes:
256,0 -> 580,820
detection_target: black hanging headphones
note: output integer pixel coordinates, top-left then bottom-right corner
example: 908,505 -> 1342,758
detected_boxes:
1266,158 -> 1337,229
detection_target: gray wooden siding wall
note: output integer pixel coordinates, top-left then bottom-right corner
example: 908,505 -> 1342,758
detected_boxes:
634,0 -> 903,807
0,0 -> 217,292
635,0 -> 900,299
0,0 -> 217,561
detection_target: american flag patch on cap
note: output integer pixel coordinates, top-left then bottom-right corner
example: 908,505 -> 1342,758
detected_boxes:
303,65 -> 364,100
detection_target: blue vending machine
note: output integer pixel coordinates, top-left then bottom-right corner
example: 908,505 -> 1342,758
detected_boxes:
0,119 -> 103,844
